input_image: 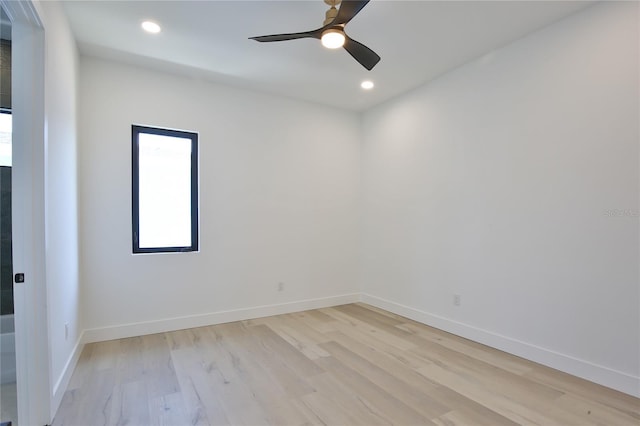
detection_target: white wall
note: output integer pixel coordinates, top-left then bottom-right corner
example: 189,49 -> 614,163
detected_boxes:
74,0 -> 637,399
38,0 -> 82,416
78,58 -> 361,336
361,2 -> 639,396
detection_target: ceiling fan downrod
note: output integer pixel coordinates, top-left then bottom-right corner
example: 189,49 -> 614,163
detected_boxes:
324,0 -> 342,26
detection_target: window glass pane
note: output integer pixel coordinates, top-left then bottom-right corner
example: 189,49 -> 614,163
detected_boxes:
0,113 -> 11,167
138,133 -> 192,248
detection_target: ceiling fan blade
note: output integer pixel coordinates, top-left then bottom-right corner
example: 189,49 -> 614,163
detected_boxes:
250,29 -> 321,43
332,0 -> 370,26
343,35 -> 380,70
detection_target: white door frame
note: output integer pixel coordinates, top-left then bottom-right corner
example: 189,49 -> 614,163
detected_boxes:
1,0 -> 50,424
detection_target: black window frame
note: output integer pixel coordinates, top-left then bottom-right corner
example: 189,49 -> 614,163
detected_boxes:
132,125 -> 199,254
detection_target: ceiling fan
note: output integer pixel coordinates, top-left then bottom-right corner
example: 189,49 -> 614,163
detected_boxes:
249,0 -> 381,71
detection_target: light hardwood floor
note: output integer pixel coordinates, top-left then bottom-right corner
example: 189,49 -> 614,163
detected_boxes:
53,303 -> 639,425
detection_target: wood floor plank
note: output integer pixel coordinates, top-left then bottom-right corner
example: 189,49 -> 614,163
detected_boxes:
294,309 -> 341,334
90,339 -> 120,371
148,392 -> 190,426
326,328 -> 518,425
210,322 -> 318,398
169,346 -> 215,425
62,368 -> 119,426
354,302 -> 416,322
249,323 -> 325,378
334,303 -> 406,329
286,397 -> 328,425
320,307 -> 417,351
524,364 -> 640,420
141,333 -> 181,399
298,386 -> 363,425
396,321 -> 534,376
256,314 -> 331,360
328,321 -> 428,369
314,355 -> 434,425
409,337 -> 565,402
195,324 -> 312,425
108,380 -> 150,426
428,387 -> 520,426
433,405 -> 518,426
115,336 -> 147,384
54,304 -> 640,426
554,393 -> 640,425
303,372 -> 393,425
417,362 -> 592,426
319,340 -> 451,420
166,328 -> 197,350
280,312 -> 334,344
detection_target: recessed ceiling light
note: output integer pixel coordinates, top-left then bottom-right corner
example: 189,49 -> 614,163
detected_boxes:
361,80 -> 374,90
141,21 -> 161,34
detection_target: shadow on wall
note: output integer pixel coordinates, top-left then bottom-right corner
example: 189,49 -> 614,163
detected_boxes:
0,166 -> 10,316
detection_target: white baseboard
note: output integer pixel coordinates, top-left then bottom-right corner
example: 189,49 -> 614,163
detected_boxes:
82,293 -> 361,344
51,333 -> 84,419
361,293 -> 640,398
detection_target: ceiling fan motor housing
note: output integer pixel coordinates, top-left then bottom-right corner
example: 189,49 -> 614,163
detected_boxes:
324,3 -> 340,26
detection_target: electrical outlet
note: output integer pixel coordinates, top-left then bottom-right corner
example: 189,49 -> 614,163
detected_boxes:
64,322 -> 69,340
453,294 -> 461,306
278,282 -> 284,292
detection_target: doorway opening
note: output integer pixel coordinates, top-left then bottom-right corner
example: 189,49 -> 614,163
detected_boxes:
0,5 -> 15,424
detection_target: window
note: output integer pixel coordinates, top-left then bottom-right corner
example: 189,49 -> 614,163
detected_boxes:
0,110 -> 11,167
132,125 -> 198,253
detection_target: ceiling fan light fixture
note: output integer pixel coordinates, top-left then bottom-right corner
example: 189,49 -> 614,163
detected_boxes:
321,28 -> 345,49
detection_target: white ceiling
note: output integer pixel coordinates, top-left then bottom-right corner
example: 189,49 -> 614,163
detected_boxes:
62,0 -> 594,111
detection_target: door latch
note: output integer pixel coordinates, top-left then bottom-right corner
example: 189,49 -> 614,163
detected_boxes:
14,273 -> 24,283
